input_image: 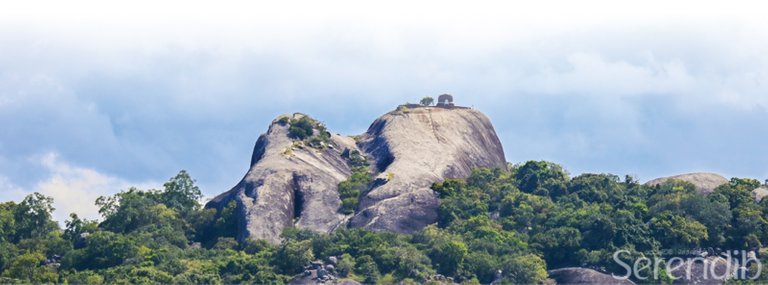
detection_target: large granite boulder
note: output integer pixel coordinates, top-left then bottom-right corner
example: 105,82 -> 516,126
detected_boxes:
667,256 -> 736,284
645,173 -> 729,194
349,107 -> 507,233
752,186 -> 768,202
206,105 -> 507,242
206,113 -> 358,243
548,267 -> 635,284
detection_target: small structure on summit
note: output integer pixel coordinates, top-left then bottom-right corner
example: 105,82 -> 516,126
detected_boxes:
436,94 -> 454,107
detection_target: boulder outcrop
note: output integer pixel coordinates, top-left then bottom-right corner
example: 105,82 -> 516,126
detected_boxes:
548,267 -> 635,285
206,114 -> 358,244
752,186 -> 768,202
667,256 -> 736,284
349,107 -> 507,233
645,172 -> 729,194
206,106 -> 507,242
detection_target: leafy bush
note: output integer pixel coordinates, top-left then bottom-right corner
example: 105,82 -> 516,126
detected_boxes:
337,167 -> 371,214
285,115 -> 331,148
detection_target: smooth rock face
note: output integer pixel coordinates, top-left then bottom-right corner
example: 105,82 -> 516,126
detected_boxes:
645,172 -> 729,194
349,107 -> 507,233
206,114 -> 358,244
753,186 -> 768,202
548,267 -> 635,285
206,106 -> 507,243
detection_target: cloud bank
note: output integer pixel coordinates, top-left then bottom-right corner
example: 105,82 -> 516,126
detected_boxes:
1,1 -> 767,220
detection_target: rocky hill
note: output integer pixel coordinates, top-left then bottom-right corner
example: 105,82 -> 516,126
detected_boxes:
206,114 -> 359,243
206,105 -> 506,243
645,172 -> 729,194
349,107 -> 507,233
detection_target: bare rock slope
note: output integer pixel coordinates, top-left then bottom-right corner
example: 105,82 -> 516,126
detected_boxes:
206,106 -> 507,243
349,107 -> 507,232
645,172 -> 729,194
206,114 -> 359,244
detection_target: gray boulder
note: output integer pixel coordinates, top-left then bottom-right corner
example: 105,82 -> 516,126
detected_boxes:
206,105 -> 507,242
645,173 -> 729,194
753,186 -> 768,202
548,267 -> 635,284
667,256 -> 736,284
288,275 -> 360,285
349,107 -> 507,233
206,113 -> 358,244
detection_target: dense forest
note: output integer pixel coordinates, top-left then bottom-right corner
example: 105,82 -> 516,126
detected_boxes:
1,162 -> 768,284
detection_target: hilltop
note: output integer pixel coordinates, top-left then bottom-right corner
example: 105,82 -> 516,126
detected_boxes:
206,100 -> 506,243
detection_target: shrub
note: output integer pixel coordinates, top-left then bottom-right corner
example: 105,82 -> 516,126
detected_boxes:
287,117 -> 314,140
337,167 -> 371,214
285,115 -> 331,148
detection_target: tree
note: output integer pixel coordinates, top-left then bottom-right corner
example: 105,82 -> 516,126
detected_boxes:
2,252 -> 59,283
420,96 -> 434,106
418,226 -> 468,276
568,173 -> 624,203
513,161 -> 569,197
63,270 -> 105,285
390,246 -> 433,280
502,254 -> 548,284
14,193 -> 57,241
531,227 -> 581,267
161,170 -> 202,217
274,239 -> 314,275
460,252 -> 501,284
287,116 -> 315,140
336,253 -> 356,278
96,188 -> 161,233
650,211 -> 708,248
62,231 -> 138,270
433,239 -> 467,276
0,202 -> 16,243
64,213 -> 98,245
337,166 -> 371,214
355,255 -> 381,283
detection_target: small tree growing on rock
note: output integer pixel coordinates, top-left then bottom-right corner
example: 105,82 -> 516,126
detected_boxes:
420,96 -> 434,106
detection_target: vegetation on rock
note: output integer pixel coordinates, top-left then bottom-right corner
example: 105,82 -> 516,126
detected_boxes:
420,96 -> 434,106
283,115 -> 331,148
338,149 -> 371,214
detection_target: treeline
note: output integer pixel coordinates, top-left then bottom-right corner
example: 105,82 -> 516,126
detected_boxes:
1,163 -> 768,284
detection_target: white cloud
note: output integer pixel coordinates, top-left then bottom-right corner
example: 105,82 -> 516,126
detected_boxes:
1,0 -> 767,199
0,175 -> 27,202
8,153 -> 159,223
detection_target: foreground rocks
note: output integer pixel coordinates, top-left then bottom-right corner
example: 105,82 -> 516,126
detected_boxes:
288,258 -> 360,285
206,105 -> 507,243
667,256 -> 737,284
548,267 -> 635,285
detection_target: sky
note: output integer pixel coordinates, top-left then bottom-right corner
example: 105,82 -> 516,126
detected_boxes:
1,0 -> 767,222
